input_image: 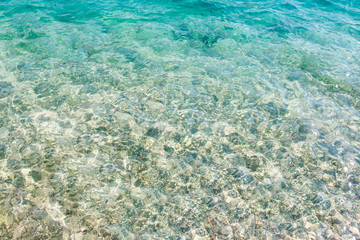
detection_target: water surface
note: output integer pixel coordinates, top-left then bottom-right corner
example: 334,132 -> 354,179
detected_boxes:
0,0 -> 360,239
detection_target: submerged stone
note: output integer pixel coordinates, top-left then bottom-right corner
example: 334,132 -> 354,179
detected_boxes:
262,102 -> 288,117
227,168 -> 245,179
0,82 -> 14,98
245,155 -> 261,171
249,128 -> 258,134
116,47 -> 140,62
30,207 -> 47,220
222,144 -> 232,153
34,82 -> 53,96
298,124 -> 311,134
164,145 -> 174,154
192,79 -> 201,85
79,85 -> 98,94
146,127 -> 160,137
129,145 -> 149,162
227,133 -> 245,145
355,155 -> 360,164
0,145 -> 6,159
13,173 -> 25,188
212,95 -> 219,102
30,170 -> 42,182
7,159 -> 21,170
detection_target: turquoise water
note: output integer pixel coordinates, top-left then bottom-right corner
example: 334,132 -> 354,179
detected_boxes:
0,0 -> 360,239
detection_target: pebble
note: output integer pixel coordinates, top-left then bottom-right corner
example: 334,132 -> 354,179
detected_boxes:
322,173 -> 332,182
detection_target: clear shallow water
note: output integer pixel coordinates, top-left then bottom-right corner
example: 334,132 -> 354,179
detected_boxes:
0,0 -> 360,239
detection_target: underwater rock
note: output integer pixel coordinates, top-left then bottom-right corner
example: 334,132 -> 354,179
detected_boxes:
227,168 -> 245,179
0,223 -> 13,239
34,82 -> 53,97
227,133 -> 245,145
355,155 -> 360,165
222,144 -> 232,153
129,145 -> 149,162
116,47 -> 140,62
79,85 -> 98,94
30,207 -> 48,220
164,145 -> 174,154
7,159 -> 21,170
245,155 -> 262,171
322,173 -> 332,182
30,170 -> 42,182
146,127 -> 160,137
262,102 -> 287,117
13,172 -> 25,188
0,145 -> 6,159
0,81 -> 14,98
298,124 -> 311,134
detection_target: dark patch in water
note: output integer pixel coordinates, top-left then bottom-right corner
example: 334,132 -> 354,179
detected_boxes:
0,82 -> 14,98
0,145 -> 6,159
164,145 -> 174,154
116,47 -> 140,62
146,127 -> 160,137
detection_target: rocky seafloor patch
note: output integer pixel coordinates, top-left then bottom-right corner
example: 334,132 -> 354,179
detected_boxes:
0,58 -> 360,239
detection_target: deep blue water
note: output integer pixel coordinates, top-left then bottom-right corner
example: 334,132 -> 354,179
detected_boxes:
0,0 -> 360,239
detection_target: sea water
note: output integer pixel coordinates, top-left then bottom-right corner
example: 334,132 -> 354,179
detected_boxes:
0,0 -> 359,239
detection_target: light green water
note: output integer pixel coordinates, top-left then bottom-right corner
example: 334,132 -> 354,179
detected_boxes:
0,0 -> 360,239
